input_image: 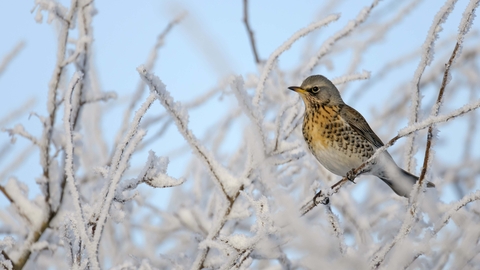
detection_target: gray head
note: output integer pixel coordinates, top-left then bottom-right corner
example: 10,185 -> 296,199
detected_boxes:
288,75 -> 344,106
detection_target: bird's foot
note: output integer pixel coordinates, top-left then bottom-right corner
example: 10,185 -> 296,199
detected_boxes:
313,190 -> 329,205
346,169 -> 357,184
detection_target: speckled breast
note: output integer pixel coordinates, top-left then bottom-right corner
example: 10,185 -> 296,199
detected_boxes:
302,105 -> 375,176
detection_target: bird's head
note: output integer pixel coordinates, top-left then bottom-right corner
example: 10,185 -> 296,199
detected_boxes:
288,75 -> 344,107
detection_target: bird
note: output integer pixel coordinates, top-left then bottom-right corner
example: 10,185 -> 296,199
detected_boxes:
289,75 -> 434,198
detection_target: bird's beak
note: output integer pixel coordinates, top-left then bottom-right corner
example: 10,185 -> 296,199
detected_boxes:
288,86 -> 306,94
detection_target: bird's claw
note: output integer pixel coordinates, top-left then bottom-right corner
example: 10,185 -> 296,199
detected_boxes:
346,169 -> 357,184
313,190 -> 330,205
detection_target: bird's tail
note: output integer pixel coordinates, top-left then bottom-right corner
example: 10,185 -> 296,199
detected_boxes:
379,168 -> 435,198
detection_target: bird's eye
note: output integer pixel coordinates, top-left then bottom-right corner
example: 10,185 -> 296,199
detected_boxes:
311,86 -> 319,93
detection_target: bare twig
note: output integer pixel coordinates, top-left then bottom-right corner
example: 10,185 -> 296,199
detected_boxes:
243,0 -> 260,64
417,41 -> 460,186
0,41 -> 25,77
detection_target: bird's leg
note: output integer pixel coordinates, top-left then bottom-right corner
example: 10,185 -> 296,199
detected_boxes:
346,169 -> 357,184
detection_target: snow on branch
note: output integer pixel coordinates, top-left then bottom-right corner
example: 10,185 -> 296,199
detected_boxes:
374,36 -> 480,266
405,0 -> 458,171
115,13 -> 185,154
326,205 -> 346,254
415,0 -> 480,199
3,124 -> 41,146
222,192 -> 276,269
388,9 -> 480,261
90,91 -> 156,259
33,0 -> 70,23
433,189 -> 480,235
63,71 -> 98,269
457,0 -> 480,44
115,150 -> 185,202
3,1 -> 480,269
253,14 -> 340,107
4,178 -> 45,228
137,66 -> 242,200
303,0 -> 380,74
331,70 -> 371,85
230,76 -> 267,156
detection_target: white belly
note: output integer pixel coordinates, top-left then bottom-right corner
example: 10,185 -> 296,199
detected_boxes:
310,141 -> 364,177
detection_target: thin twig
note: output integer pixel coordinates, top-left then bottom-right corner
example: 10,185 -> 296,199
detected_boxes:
243,0 -> 260,64
0,41 -> 25,77
417,41 -> 460,186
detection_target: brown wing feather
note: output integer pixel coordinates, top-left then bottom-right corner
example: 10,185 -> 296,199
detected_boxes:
339,104 -> 384,148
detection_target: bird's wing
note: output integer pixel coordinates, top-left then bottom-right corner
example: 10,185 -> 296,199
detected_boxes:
339,104 -> 384,148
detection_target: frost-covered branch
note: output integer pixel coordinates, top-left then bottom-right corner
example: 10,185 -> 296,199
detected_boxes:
137,66 -> 242,200
326,205 -> 346,254
114,14 -> 185,156
303,0 -> 380,74
417,1 -> 477,187
331,70 -> 371,85
91,92 -> 156,257
3,1 -> 480,269
253,14 -> 340,107
3,124 -> 41,146
63,72 -> 98,269
137,67 -> 245,269
434,190 -> 480,234
231,76 -> 267,155
404,0 -> 458,171
115,150 -> 185,203
373,5 -> 479,266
